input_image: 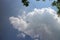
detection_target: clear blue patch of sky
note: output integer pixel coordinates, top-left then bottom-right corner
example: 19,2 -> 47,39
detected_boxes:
19,0 -> 58,14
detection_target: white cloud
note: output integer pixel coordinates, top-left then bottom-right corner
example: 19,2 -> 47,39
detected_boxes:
9,7 -> 60,40
9,16 -> 28,31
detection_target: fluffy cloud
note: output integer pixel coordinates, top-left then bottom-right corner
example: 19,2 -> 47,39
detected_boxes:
9,7 -> 60,40
9,16 -> 28,31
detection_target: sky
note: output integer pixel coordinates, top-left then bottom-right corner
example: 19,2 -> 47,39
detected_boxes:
1,0 -> 60,40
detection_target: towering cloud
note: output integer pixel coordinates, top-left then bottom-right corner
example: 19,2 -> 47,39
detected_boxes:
9,7 -> 60,40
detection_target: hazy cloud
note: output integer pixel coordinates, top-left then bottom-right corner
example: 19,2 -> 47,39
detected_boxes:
9,7 -> 60,40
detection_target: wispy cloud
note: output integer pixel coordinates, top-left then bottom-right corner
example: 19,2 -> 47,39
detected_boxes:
9,7 -> 60,40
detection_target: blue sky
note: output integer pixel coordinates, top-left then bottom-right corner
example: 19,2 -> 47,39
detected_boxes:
0,0 -> 59,40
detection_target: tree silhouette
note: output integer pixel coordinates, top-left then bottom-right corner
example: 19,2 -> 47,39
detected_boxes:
52,0 -> 60,15
22,0 -> 29,7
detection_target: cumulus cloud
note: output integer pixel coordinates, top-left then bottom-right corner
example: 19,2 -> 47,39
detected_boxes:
9,7 -> 60,40
9,16 -> 28,31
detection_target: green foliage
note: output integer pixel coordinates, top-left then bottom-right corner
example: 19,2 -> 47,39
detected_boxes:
52,0 -> 60,14
58,0 -> 60,2
22,0 -> 29,7
52,1 -> 56,6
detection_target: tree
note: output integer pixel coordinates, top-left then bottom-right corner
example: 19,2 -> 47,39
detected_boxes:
21,0 -> 60,15
52,0 -> 60,15
22,0 -> 29,7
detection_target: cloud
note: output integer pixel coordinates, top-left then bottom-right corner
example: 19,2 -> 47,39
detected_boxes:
9,16 -> 28,31
9,7 -> 60,40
